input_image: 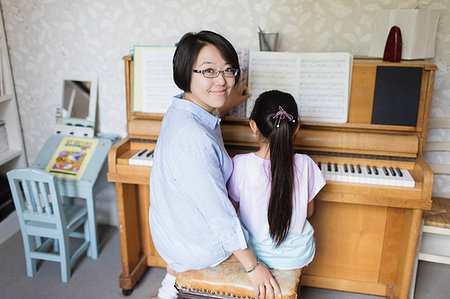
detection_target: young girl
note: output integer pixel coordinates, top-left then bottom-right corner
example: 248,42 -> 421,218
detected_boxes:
149,31 -> 281,299
227,90 -> 326,270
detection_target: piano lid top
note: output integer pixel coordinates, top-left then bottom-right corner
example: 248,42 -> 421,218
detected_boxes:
122,56 -> 437,159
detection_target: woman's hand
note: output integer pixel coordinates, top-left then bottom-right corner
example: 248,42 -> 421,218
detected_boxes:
246,261 -> 282,299
219,85 -> 250,115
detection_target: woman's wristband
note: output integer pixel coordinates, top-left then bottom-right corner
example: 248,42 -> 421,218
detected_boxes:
243,259 -> 260,273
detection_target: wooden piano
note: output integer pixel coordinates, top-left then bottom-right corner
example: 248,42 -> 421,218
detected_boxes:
108,55 -> 436,298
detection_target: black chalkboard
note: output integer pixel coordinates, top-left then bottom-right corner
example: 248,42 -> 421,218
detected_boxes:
371,66 -> 422,127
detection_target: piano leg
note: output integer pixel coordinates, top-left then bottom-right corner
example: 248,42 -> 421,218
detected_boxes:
116,183 -> 147,293
115,182 -> 167,294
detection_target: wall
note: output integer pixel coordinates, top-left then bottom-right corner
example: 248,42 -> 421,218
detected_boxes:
1,0 -> 449,225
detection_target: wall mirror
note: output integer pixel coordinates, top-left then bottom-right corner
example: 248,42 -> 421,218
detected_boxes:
55,76 -> 98,137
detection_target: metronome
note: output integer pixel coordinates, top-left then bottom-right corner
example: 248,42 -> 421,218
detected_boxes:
383,26 -> 402,62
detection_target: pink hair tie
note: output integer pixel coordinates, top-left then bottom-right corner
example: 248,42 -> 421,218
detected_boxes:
273,105 -> 295,128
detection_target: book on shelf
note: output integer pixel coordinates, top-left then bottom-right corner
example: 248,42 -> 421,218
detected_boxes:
132,46 -> 353,123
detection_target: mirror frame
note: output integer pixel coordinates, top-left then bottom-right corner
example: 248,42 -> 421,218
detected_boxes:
55,76 -> 98,137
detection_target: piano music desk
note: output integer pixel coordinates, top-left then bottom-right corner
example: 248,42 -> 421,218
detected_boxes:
108,57 -> 436,298
32,134 -> 112,259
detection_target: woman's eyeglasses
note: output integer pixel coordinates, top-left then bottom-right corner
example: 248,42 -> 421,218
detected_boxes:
192,68 -> 239,78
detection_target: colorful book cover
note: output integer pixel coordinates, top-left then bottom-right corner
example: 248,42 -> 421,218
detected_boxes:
45,137 -> 99,179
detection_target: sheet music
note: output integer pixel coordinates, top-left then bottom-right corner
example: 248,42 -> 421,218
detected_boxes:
133,46 -> 182,113
246,51 -> 352,123
298,53 -> 352,122
247,51 -> 301,116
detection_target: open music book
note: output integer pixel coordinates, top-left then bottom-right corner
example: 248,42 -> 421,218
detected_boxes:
133,46 -> 182,113
133,46 -> 352,123
247,51 -> 353,122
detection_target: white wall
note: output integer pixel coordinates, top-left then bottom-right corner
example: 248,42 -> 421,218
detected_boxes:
1,0 -> 449,226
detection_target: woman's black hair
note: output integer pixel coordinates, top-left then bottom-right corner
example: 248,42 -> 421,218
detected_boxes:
250,90 -> 299,247
173,30 -> 240,92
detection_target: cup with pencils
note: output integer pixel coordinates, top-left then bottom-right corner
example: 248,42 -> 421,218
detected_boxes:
258,27 -> 278,51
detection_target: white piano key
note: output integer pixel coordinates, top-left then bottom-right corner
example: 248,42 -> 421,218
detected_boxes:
335,164 -> 346,182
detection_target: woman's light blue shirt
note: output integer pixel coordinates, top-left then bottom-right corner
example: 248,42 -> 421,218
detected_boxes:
149,94 -> 248,272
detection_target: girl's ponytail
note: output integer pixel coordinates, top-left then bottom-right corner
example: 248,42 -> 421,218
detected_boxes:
250,90 -> 298,247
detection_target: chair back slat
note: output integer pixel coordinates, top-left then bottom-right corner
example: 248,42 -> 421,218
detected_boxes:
29,180 -> 44,214
21,179 -> 36,213
38,180 -> 53,215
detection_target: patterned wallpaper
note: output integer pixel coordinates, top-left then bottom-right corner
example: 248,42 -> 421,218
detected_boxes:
1,0 -> 449,223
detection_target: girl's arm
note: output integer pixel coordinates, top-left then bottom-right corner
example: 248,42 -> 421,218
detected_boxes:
307,199 -> 315,218
233,247 -> 281,299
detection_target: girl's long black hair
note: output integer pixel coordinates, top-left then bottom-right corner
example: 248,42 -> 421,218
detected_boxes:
250,90 -> 299,247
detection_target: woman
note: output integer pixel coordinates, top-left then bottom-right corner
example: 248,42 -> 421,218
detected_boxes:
149,31 -> 281,299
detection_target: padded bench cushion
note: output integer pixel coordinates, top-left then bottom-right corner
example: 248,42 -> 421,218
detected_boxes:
175,255 -> 302,299
424,197 -> 450,229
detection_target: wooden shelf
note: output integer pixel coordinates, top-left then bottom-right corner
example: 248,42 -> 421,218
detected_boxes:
0,149 -> 22,166
0,94 -> 12,103
0,8 -> 27,171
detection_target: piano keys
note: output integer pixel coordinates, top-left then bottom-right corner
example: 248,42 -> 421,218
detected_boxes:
317,161 -> 415,187
128,149 -> 154,166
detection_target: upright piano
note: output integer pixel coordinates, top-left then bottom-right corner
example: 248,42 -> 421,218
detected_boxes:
108,55 -> 436,298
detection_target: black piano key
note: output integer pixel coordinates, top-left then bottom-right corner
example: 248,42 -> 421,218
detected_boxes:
334,163 -> 338,172
350,164 -> 355,173
396,167 -> 403,177
383,166 -> 389,176
137,149 -> 147,156
146,150 -> 154,157
327,162 -> 331,171
373,166 -> 379,175
318,162 -> 322,170
344,164 -> 348,173
389,167 -> 396,176
366,165 -> 372,175
356,165 -> 362,174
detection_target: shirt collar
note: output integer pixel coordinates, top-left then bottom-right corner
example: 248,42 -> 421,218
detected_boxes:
172,93 -> 221,130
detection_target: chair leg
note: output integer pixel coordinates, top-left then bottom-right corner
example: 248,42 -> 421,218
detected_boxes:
84,218 -> 91,258
23,235 -> 37,277
59,235 -> 71,283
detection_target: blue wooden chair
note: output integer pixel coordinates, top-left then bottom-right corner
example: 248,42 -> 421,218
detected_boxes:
7,168 -> 90,282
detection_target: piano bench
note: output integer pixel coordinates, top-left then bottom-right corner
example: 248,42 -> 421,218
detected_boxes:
409,197 -> 450,298
175,255 -> 302,299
